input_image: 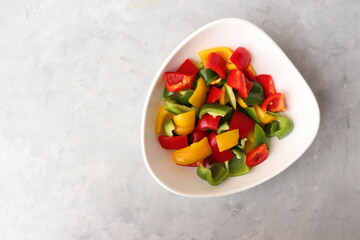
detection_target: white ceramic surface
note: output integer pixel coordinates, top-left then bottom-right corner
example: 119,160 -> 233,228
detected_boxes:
141,18 -> 320,198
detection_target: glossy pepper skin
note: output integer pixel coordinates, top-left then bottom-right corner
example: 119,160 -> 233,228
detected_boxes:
262,93 -> 286,112
203,52 -> 227,79
197,162 -> 229,186
206,86 -> 222,103
229,110 -> 255,139
244,81 -> 265,106
244,64 -> 257,82
189,78 -> 208,109
189,128 -> 208,144
253,104 -> 277,124
230,47 -> 251,71
207,132 -> 234,163
198,47 -> 237,71
173,110 -> 195,135
176,59 -> 199,75
227,69 -> 253,99
253,123 -> 267,149
165,72 -> 196,92
255,74 -> 276,97
155,105 -> 170,134
267,113 -> 294,140
215,129 -> 239,152
199,103 -> 232,119
198,68 -> 219,86
172,137 -> 213,165
197,113 -> 222,131
158,135 -> 188,150
246,144 -> 269,167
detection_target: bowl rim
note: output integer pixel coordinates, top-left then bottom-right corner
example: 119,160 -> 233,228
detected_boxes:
141,18 -> 320,198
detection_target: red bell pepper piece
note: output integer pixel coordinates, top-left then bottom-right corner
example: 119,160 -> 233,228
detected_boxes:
165,72 -> 195,92
256,74 -> 276,97
197,113 -> 222,131
206,86 -> 222,103
230,47 -> 251,71
229,110 -> 255,139
203,52 -> 227,79
189,128 -> 208,144
227,69 -> 253,99
207,132 -> 234,163
244,68 -> 257,82
261,93 -> 286,112
158,135 -> 188,150
176,59 -> 199,75
179,159 -> 206,167
246,144 -> 269,167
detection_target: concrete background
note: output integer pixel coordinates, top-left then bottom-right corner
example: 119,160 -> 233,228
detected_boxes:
0,0 -> 359,239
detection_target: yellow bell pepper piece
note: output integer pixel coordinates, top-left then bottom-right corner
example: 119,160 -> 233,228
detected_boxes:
235,92 -> 248,108
172,137 -> 213,165
155,105 -> 170,134
189,78 -> 208,109
246,64 -> 257,76
247,130 -> 255,143
219,86 -> 228,105
173,110 -> 195,135
198,47 -> 237,71
253,104 -> 277,124
216,129 -> 239,152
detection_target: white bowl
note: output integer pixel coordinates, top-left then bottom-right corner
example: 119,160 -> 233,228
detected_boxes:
141,18 -> 320,198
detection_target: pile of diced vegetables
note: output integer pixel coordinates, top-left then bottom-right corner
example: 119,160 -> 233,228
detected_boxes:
155,47 -> 293,186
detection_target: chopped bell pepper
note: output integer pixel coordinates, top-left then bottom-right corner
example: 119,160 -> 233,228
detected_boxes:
158,135 -> 188,150
224,83 -> 237,109
230,47 -> 251,71
243,107 -> 261,124
255,74 -> 276,98
237,138 -> 248,150
173,110 -> 195,135
164,72 -> 195,92
263,121 -> 280,137
165,102 -> 193,115
244,64 -> 257,82
189,128 -> 208,144
228,148 -> 250,176
216,122 -> 229,134
163,88 -> 176,98
199,103 -> 232,118
203,52 -> 227,79
198,68 -> 219,86
198,47 -> 237,71
172,137 -> 212,165
198,113 -> 221,131
219,86 -> 229,105
176,59 -> 199,75
243,140 -> 254,154
267,113 -> 294,139
206,86 -> 222,103
227,69 -> 253,99
229,110 -> 255,139
253,104 -> 277,124
189,78 -> 208,109
253,123 -> 267,148
197,162 -> 229,186
235,92 -> 248,108
176,90 -> 193,106
209,77 -> 222,85
216,129 -> 239,152
247,129 -> 255,143
244,81 -> 265,106
207,132 -> 234,163
246,144 -> 268,167
163,119 -> 175,137
155,105 -> 170,134
261,93 -> 286,112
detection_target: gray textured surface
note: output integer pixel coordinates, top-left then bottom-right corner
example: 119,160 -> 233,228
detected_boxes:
0,0 -> 359,239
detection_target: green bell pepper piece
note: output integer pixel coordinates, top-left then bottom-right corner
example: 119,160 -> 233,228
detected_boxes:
237,138 -> 248,149
253,123 -> 267,148
267,113 -> 294,139
216,122 -> 230,134
243,107 -> 260,123
244,81 -> 265,105
199,103 -> 232,118
163,119 -> 175,137
199,68 -> 219,85
165,102 -> 193,115
197,162 -> 229,186
176,90 -> 194,106
228,148 -> 250,176
224,83 -> 237,109
264,121 -> 280,137
163,88 -> 177,98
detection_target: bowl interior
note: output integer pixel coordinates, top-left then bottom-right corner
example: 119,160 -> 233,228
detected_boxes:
142,18 -> 320,197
